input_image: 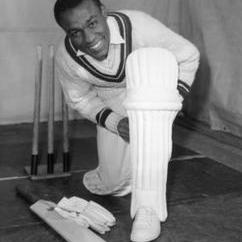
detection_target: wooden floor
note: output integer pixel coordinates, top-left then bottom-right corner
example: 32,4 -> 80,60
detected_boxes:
0,120 -> 242,242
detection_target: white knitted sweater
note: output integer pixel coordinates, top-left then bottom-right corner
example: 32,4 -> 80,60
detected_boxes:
55,10 -> 200,134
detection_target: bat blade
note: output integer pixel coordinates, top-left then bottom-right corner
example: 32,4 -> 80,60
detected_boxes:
30,200 -> 106,242
16,184 -> 106,242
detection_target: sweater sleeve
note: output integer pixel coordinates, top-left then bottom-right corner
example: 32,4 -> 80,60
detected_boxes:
127,11 -> 200,97
55,50 -> 124,134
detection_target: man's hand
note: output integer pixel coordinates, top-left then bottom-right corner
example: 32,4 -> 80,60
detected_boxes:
117,117 -> 129,143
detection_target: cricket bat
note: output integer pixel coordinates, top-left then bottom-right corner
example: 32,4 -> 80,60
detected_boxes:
16,184 -> 106,242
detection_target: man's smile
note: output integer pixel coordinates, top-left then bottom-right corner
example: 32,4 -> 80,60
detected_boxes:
89,40 -> 103,51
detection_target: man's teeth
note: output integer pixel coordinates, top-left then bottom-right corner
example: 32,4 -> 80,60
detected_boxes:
90,41 -> 102,50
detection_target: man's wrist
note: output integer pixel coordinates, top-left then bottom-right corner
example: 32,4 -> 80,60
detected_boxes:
95,108 -> 124,134
105,112 -> 124,135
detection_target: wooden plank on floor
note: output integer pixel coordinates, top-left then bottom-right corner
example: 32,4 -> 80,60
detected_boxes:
175,115 -> 242,150
0,133 -> 198,178
173,124 -> 242,173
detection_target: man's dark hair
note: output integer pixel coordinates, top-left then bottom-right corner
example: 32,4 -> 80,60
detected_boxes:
54,0 -> 102,26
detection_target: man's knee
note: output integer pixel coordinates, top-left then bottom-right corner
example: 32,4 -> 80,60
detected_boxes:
125,47 -> 181,111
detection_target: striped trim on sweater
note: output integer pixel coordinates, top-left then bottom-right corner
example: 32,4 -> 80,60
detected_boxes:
177,80 -> 191,98
96,108 -> 113,128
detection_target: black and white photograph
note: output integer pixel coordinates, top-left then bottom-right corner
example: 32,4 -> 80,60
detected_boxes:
0,0 -> 242,241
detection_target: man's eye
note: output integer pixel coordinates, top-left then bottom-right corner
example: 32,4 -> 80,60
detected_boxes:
89,20 -> 98,29
70,31 -> 82,38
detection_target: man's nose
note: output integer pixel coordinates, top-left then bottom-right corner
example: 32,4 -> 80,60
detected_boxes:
84,29 -> 95,44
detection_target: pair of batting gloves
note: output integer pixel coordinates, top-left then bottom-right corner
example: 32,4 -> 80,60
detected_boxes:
55,196 -> 116,234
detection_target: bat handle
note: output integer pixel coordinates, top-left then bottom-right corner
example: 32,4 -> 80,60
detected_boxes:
16,184 -> 40,204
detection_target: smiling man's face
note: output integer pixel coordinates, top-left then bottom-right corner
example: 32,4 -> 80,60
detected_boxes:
60,0 -> 110,61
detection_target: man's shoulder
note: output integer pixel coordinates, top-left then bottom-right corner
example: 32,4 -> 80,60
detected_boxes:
113,9 -> 151,19
110,9 -> 160,28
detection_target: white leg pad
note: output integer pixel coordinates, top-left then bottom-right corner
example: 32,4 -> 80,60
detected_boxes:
124,48 -> 182,221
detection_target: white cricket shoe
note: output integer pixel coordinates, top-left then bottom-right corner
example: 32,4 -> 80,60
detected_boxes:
130,207 -> 161,242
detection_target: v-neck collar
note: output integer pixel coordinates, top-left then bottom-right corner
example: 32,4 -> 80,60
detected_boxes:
65,12 -> 132,83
